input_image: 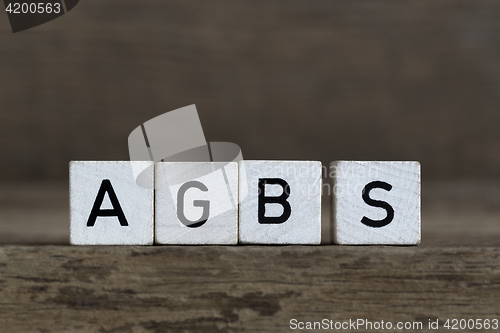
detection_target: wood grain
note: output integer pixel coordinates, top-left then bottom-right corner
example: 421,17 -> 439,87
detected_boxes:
0,245 -> 499,332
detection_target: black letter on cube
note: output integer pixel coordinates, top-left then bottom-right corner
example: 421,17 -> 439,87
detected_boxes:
258,178 -> 291,224
361,181 -> 394,228
87,179 -> 128,227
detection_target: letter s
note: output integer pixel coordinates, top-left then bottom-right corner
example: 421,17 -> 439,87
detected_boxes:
361,181 -> 394,228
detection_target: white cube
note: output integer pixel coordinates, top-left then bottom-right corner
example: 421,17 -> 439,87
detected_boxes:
239,160 -> 322,244
155,162 -> 238,245
70,161 -> 154,245
331,161 -> 421,245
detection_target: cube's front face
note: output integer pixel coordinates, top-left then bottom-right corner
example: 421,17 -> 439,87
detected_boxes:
239,161 -> 322,245
332,161 -> 421,245
155,162 -> 238,245
70,161 -> 154,245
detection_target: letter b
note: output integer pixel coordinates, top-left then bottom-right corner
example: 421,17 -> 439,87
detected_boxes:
258,178 -> 291,224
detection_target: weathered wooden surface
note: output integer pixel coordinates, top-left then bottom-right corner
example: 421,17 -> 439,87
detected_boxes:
0,245 -> 499,332
0,181 -> 499,331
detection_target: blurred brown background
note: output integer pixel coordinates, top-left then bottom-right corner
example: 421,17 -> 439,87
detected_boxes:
0,0 -> 499,244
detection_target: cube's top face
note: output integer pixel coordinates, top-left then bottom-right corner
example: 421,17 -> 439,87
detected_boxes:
330,160 -> 420,171
331,161 -> 421,245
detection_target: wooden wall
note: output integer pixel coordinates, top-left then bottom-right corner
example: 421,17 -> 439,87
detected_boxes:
1,0 -> 499,180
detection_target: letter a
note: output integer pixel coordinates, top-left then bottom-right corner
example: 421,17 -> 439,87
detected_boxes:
87,179 -> 128,227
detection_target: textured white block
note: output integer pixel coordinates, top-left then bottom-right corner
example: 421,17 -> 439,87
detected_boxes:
331,161 -> 421,245
239,160 -> 322,244
70,161 -> 154,245
155,162 -> 238,245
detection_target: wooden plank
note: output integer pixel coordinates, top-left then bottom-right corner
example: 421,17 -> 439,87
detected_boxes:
0,245 -> 499,332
